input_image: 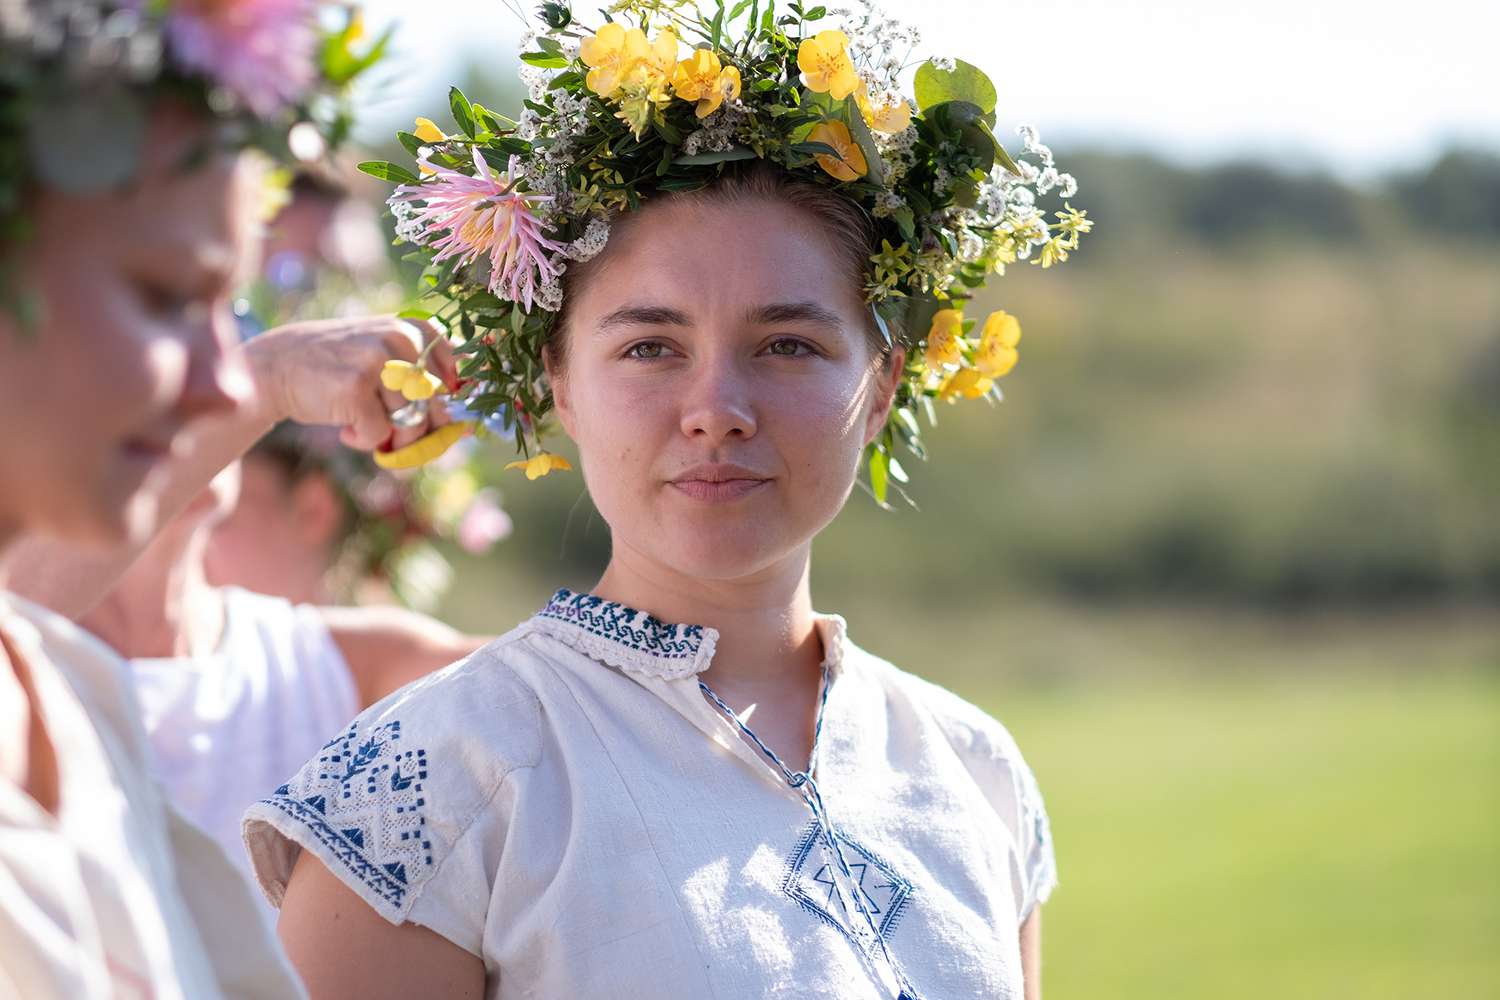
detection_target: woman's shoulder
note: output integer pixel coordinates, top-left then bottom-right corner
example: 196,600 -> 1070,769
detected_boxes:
240,623 -> 555,945
845,640 -> 1031,769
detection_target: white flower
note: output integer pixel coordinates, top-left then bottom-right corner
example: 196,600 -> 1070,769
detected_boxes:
565,216 -> 612,261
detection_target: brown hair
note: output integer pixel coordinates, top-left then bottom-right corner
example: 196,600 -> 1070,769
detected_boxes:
546,161 -> 892,373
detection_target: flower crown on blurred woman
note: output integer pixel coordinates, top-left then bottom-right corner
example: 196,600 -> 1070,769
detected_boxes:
364,0 -> 1091,503
0,0 -> 386,312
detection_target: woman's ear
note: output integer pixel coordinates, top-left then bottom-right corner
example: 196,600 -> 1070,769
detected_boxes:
542,343 -> 574,438
863,347 -> 906,447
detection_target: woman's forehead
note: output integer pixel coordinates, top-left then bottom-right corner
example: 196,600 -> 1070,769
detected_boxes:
584,198 -> 857,314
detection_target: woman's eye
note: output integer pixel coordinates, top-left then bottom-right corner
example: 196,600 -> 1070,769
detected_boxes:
625,341 -> 668,359
766,338 -> 814,357
138,281 -> 194,319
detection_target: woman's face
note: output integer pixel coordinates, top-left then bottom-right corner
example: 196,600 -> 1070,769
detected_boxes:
0,104 -> 258,547
552,195 -> 901,584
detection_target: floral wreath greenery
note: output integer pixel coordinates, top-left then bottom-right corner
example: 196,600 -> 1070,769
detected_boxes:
0,0 -> 388,321
366,0 -> 1091,505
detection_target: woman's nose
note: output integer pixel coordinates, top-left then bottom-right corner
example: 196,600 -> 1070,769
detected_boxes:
173,305 -> 254,424
678,358 -> 758,445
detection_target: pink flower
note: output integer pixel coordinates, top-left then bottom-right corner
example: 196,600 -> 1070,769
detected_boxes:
456,491 -> 513,553
165,0 -> 319,118
392,147 -> 568,312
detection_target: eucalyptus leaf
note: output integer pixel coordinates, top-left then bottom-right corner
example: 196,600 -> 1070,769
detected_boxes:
913,57 -> 997,114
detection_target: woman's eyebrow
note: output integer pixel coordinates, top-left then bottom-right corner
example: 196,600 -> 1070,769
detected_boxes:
596,304 -> 692,332
747,301 -> 844,327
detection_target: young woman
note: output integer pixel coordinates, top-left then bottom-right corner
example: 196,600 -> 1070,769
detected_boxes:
0,3 -> 455,992
244,7 -> 1089,998
246,175 -> 1057,999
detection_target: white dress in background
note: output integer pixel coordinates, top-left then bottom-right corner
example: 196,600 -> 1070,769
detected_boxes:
131,586 -> 360,912
245,588 -> 1056,1000
0,591 -> 304,1000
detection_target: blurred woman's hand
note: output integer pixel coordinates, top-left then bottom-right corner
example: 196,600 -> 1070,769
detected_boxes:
243,316 -> 457,452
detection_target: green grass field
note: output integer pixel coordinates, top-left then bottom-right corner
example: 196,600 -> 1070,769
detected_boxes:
992,667 -> 1500,999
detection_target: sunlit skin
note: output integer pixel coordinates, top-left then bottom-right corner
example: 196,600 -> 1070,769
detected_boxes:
552,196 -> 896,591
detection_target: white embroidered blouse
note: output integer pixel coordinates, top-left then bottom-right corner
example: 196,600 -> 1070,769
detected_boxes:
243,589 -> 1056,1000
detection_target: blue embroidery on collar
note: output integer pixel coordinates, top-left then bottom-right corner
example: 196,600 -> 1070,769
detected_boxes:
781,821 -> 914,945
258,719 -> 431,909
537,588 -> 708,661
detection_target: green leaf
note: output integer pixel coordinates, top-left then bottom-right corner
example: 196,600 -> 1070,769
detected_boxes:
977,118 -> 1020,175
396,131 -> 424,157
521,51 -> 569,68
913,58 -> 998,114
674,145 -> 758,165
729,0 -> 754,19
868,446 -> 890,505
357,160 -> 420,185
789,140 -> 840,157
449,86 -> 477,138
397,307 -> 433,320
804,5 -> 826,18
841,95 -> 885,186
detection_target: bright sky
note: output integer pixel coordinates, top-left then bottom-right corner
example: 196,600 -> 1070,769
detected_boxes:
357,0 -> 1500,178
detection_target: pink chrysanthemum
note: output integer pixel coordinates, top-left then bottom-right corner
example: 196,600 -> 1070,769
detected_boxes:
165,0 -> 319,118
392,148 -> 568,312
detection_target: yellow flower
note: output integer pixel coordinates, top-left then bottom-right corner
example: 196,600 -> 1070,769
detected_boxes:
674,50 -> 741,119
380,359 -> 444,401
937,367 -> 994,402
855,83 -> 912,134
975,310 -> 1021,378
580,22 -> 646,96
615,69 -> 672,137
505,452 -> 574,480
923,308 -> 965,370
1034,235 -> 1071,269
373,422 -> 474,470
1055,202 -> 1094,248
807,120 -> 867,181
412,117 -> 445,143
797,29 -> 859,100
637,28 -> 679,82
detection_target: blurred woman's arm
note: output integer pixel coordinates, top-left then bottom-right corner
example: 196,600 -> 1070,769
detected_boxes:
1,317 -> 452,620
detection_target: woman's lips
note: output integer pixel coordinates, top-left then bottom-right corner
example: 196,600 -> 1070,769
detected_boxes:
669,478 -> 769,502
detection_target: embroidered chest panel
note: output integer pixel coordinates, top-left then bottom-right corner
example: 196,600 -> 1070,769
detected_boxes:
781,820 -> 915,946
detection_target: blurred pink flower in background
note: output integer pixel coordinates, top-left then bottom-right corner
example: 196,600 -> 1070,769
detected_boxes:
457,490 -> 513,554
165,0 -> 319,117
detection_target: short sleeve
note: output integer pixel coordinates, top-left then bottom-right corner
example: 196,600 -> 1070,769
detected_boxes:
1013,752 -> 1057,923
241,652 -> 541,955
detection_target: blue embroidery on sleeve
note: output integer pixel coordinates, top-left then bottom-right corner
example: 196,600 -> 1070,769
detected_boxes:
781,821 -> 913,945
537,588 -> 706,660
260,719 -> 432,909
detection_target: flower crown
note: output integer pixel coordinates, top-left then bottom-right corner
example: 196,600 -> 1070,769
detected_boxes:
369,0 -> 1090,505
1,0 -> 385,313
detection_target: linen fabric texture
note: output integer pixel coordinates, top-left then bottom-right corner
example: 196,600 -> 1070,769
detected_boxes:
244,588 -> 1056,1000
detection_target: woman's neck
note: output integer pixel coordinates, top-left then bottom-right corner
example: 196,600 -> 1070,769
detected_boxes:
79,521 -> 224,660
592,542 -> 824,691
